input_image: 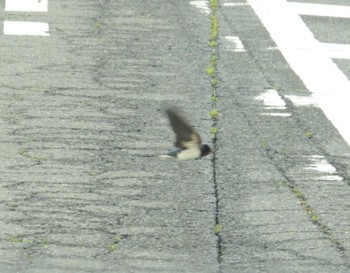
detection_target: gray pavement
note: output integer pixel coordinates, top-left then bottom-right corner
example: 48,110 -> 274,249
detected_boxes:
1,0 -> 350,272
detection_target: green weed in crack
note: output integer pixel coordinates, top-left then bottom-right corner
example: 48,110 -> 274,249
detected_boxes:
208,0 -> 222,267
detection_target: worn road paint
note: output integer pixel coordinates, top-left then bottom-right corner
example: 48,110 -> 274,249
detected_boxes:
255,89 -> 291,117
285,95 -> 317,107
224,36 -> 246,52
255,89 -> 286,109
222,2 -> 249,7
289,2 -> 350,18
305,155 -> 343,181
190,1 -> 210,14
4,21 -> 49,36
5,0 -> 48,12
248,0 -> 350,147
260,112 -> 292,117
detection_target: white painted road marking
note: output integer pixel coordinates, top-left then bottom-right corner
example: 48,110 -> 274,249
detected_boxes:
255,89 -> 292,117
248,0 -> 350,147
224,36 -> 246,52
305,155 -> 343,181
285,95 -> 317,107
255,89 -> 286,109
222,2 -> 249,7
5,0 -> 48,12
3,21 -> 49,36
3,0 -> 49,36
190,1 -> 210,14
289,2 -> 350,18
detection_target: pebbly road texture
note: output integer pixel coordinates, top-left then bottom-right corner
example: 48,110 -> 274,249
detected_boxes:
0,1 -> 216,272
1,0 -> 350,273
217,2 -> 350,272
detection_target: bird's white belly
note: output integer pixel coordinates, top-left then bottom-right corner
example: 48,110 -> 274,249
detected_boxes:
177,148 -> 201,160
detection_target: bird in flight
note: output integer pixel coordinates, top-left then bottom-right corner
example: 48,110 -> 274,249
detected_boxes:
161,108 -> 211,160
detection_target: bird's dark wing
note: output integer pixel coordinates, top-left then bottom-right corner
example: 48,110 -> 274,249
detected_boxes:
166,108 -> 202,149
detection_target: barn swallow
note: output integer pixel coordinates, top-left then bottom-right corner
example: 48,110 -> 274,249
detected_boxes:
160,108 -> 211,160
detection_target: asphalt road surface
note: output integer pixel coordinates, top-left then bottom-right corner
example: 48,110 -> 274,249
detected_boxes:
1,0 -> 350,272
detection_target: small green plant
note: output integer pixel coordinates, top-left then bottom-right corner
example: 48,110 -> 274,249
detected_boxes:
208,40 -> 217,48
260,141 -> 269,150
213,224 -> 221,235
276,181 -> 286,187
310,213 -> 319,222
210,55 -> 217,66
8,236 -> 21,243
275,148 -> 286,157
292,186 -> 303,198
211,78 -> 218,87
18,147 -> 43,163
291,186 -> 319,223
87,171 -> 98,176
41,239 -> 50,246
95,20 -> 102,29
8,236 -> 31,244
210,109 -> 219,119
211,127 -> 218,136
305,131 -> 314,139
211,95 -> 218,102
107,235 -> 123,253
210,17 -> 218,40
210,0 -> 218,11
206,65 -> 215,77
107,243 -> 118,252
19,147 -> 28,157
29,85 -> 41,92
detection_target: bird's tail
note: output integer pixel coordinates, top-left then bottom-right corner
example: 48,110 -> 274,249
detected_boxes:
159,154 -> 174,159
159,148 -> 180,159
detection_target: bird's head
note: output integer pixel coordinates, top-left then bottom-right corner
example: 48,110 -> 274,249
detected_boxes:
200,144 -> 211,158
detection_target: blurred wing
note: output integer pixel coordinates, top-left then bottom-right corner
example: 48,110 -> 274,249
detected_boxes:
166,108 -> 202,149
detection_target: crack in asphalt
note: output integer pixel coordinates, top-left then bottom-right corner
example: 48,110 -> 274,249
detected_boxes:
207,0 -> 222,271
212,142 -> 222,270
261,130 -> 350,264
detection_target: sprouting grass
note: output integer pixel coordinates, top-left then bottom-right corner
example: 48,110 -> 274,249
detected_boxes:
210,108 -> 219,119
7,236 -> 32,244
95,20 -> 102,29
291,186 -> 319,223
18,147 -> 44,163
208,40 -> 217,48
207,0 -> 220,128
211,0 -> 218,11
305,130 -> 314,139
213,224 -> 221,235
211,127 -> 218,136
206,65 -> 215,77
211,95 -> 218,102
211,78 -> 219,87
107,235 -> 123,253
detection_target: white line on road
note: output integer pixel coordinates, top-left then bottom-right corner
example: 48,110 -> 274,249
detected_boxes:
224,36 -> 246,52
248,0 -> 350,147
4,21 -> 50,36
255,89 -> 286,109
289,2 -> 350,18
305,155 -> 343,181
285,95 -> 317,107
222,3 -> 249,7
255,89 -> 292,117
190,1 -> 210,14
5,0 -> 48,12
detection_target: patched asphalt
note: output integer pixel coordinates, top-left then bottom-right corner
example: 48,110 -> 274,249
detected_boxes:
1,1 -> 350,272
